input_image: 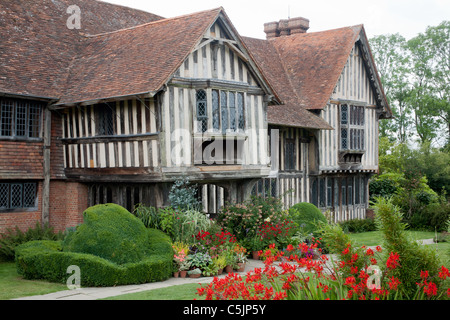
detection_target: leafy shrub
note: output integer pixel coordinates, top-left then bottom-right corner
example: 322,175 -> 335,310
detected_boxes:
216,196 -> 287,246
15,232 -> 173,287
168,178 -> 201,211
62,204 -> 152,265
288,202 -> 327,235
14,204 -> 174,287
0,222 -> 64,262
339,218 -> 377,234
373,197 -> 442,297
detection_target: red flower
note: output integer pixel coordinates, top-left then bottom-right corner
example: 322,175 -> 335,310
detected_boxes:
366,248 -> 374,256
423,281 -> 437,297
386,252 -> 400,269
387,277 -> 401,290
375,246 -> 382,252
344,276 -> 356,286
420,270 -> 429,280
438,266 -> 449,280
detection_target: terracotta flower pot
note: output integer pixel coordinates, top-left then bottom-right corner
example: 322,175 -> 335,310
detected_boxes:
180,270 -> 187,278
173,271 -> 180,278
236,263 -> 245,272
252,251 -> 260,260
225,265 -> 233,273
189,274 -> 201,278
217,268 -> 223,275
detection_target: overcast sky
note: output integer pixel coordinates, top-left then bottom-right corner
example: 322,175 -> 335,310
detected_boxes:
102,0 -> 449,40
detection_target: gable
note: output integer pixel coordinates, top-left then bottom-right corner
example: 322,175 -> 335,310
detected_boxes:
173,18 -> 274,98
332,42 -> 377,105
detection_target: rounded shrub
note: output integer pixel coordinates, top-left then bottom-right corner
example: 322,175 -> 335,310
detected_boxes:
15,204 -> 174,287
62,203 -> 152,265
288,202 -> 327,235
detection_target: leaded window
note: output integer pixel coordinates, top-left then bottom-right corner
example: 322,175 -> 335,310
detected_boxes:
196,90 -> 208,133
237,93 -> 245,130
0,98 -> 42,139
284,138 -> 296,171
197,90 -> 246,134
340,104 -> 365,151
0,182 -> 37,210
97,104 -> 115,136
220,91 -> 228,134
212,90 -> 220,131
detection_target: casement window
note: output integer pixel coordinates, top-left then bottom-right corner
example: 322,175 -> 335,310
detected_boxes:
0,182 -> 38,211
340,104 -> 365,151
312,176 -> 367,209
97,104 -> 115,136
284,138 -> 296,171
197,90 -> 208,133
0,98 -> 42,139
196,89 -> 245,134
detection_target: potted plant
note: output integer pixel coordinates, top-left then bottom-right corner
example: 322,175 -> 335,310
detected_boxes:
179,259 -> 191,278
172,242 -> 189,277
213,253 -> 227,275
188,268 -> 202,278
248,235 -> 264,259
233,243 -> 248,272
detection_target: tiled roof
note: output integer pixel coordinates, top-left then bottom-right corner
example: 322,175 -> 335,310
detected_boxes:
56,8 -> 222,105
242,27 -> 361,130
0,0 -> 163,100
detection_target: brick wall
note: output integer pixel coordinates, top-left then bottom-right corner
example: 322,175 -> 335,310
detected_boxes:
0,180 -> 88,234
0,182 -> 42,234
0,140 -> 44,179
49,181 -> 88,232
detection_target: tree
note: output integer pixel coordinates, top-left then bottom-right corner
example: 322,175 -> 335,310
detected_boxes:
370,34 -> 413,143
407,21 -> 450,146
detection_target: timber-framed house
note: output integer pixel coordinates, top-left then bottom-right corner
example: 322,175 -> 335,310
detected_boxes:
0,0 -> 391,233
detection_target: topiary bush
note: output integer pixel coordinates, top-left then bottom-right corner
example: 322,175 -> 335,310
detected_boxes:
288,202 -> 327,235
15,204 -> 174,287
62,203 -> 152,265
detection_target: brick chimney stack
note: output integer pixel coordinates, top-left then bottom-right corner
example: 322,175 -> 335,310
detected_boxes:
264,17 -> 309,39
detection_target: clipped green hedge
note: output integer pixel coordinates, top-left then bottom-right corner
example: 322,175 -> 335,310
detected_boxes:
289,202 -> 327,235
15,229 -> 173,287
62,204 -> 153,265
14,204 -> 174,287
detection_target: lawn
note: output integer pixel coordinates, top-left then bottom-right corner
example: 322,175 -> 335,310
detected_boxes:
103,283 -> 203,300
0,262 -> 68,300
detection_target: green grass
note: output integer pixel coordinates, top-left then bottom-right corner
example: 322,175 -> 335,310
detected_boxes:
103,283 -> 203,300
348,230 -> 450,267
347,230 -> 436,247
0,262 -> 68,300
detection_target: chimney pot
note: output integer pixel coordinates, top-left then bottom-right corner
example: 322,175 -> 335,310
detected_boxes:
288,17 -> 310,34
264,21 -> 279,39
264,16 -> 310,38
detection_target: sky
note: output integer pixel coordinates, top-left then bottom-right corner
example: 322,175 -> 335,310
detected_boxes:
102,0 -> 449,40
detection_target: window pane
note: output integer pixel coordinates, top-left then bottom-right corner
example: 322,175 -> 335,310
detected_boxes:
237,93 -> 245,130
212,90 -> 220,131
16,101 -> 27,137
0,183 -> 9,209
10,184 -> 23,208
28,104 -> 41,138
341,104 -> 348,125
23,183 -> 37,208
229,92 -> 236,131
327,178 -> 333,207
1,100 -> 13,136
284,139 -> 295,170
341,128 -> 348,149
221,91 -> 228,134
196,90 -> 208,133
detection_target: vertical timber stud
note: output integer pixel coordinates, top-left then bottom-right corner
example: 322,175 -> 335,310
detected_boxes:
42,106 -> 52,225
